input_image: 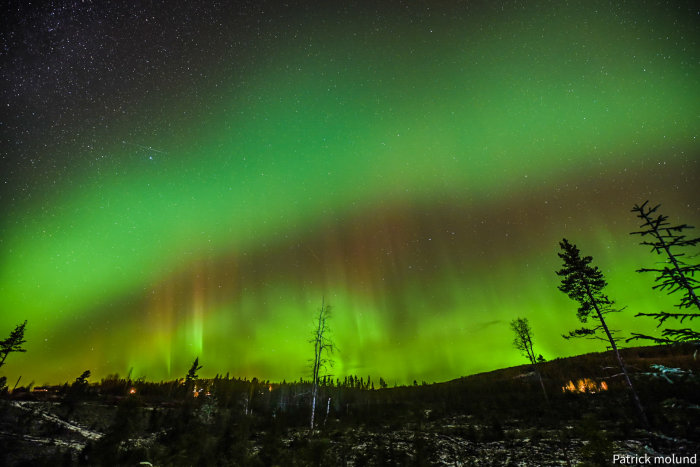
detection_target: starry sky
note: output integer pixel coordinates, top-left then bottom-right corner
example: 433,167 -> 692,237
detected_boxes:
1,1 -> 698,385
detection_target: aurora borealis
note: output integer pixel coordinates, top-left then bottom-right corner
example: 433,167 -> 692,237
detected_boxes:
1,1 -> 698,385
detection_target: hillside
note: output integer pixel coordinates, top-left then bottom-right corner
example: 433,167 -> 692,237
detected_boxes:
1,343 -> 698,466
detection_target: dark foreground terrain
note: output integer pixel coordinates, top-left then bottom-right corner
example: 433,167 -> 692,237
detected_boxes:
1,344 -> 698,466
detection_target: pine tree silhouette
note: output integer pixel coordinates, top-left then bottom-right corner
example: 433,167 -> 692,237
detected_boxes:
0,320 -> 27,368
556,239 -> 648,427
628,201 -> 700,343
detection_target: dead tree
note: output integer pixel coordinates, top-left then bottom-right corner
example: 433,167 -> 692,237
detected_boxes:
309,298 -> 334,430
510,317 -> 548,403
557,239 -> 649,427
629,201 -> 699,343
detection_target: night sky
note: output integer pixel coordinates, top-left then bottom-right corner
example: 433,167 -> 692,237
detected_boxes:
1,1 -> 698,385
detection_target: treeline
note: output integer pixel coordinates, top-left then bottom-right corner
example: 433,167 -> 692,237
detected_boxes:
2,343 -> 696,466
12,371 -> 392,402
10,342 -> 698,418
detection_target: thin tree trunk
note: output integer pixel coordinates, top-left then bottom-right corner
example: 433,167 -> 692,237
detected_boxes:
310,298 -> 322,429
526,334 -> 549,404
640,210 -> 700,310
535,369 -> 549,404
13,376 -> 22,391
310,297 -> 333,430
586,287 -> 649,427
310,384 -> 317,429
324,397 -> 331,426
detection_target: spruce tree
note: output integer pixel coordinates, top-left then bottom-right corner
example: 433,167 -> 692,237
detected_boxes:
556,239 -> 648,427
185,357 -> 202,396
629,201 -> 700,343
186,357 -> 202,383
0,320 -> 27,368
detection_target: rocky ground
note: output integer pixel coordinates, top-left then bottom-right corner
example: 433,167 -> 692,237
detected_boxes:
2,346 -> 698,465
2,400 -> 698,466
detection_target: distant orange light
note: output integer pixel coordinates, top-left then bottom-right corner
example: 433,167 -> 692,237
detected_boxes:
561,378 -> 608,394
129,388 -> 136,394
269,385 -> 273,392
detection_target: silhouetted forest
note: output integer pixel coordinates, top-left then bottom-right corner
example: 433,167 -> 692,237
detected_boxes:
1,343 -> 698,465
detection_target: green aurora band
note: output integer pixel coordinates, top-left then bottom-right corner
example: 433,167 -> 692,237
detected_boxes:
1,1 -> 698,385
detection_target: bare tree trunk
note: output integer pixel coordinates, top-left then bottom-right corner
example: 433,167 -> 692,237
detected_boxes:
530,352 -> 548,404
586,287 -> 649,427
309,297 -> 334,431
535,370 -> 549,404
310,384 -> 317,429
638,208 -> 700,310
310,298 -> 323,430
527,335 -> 549,404
324,397 -> 331,426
